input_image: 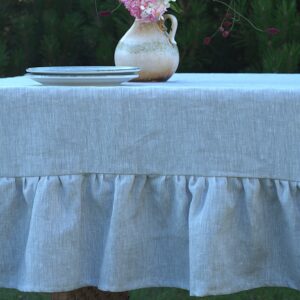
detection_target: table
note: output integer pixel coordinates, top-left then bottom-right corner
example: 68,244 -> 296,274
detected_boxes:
0,73 -> 300,297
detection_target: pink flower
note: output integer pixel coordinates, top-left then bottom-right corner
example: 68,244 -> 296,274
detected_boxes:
223,21 -> 232,28
265,27 -> 280,36
222,30 -> 230,38
203,36 -> 212,46
99,10 -> 112,17
120,0 -> 175,22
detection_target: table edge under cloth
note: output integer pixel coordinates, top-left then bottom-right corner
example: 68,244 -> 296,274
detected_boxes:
0,76 -> 300,181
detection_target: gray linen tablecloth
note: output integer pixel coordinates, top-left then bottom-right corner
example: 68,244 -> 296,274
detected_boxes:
0,73 -> 300,296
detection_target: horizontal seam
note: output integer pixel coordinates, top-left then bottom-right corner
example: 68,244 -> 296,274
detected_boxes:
0,172 -> 299,183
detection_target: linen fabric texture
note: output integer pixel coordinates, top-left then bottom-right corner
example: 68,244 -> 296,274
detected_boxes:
0,74 -> 300,296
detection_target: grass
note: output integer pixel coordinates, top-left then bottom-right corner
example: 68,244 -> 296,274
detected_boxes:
130,288 -> 300,300
0,289 -> 50,300
1,287 -> 300,300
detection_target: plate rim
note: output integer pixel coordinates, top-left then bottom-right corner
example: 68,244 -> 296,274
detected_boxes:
26,73 -> 139,86
26,74 -> 139,79
26,66 -> 141,75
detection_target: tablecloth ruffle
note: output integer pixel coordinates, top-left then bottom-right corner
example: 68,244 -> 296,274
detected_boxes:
1,174 -> 300,296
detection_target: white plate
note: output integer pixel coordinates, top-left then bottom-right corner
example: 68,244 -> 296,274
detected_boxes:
26,66 -> 140,76
26,74 -> 139,86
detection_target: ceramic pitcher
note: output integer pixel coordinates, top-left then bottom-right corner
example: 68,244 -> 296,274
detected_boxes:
114,14 -> 179,82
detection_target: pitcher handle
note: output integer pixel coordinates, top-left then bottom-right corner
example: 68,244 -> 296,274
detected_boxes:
164,14 -> 178,45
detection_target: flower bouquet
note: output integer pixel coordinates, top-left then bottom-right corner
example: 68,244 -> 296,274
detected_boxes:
119,0 -> 178,22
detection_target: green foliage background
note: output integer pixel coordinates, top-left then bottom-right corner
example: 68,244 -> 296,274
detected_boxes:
0,0 -> 300,77
1,287 -> 300,300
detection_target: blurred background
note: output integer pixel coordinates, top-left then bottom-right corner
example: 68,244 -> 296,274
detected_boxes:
1,0 -> 300,299
0,0 -> 300,77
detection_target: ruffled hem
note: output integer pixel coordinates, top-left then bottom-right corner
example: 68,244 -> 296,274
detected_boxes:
1,174 -> 300,296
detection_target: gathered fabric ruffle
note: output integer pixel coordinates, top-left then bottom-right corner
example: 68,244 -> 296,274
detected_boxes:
0,174 -> 300,296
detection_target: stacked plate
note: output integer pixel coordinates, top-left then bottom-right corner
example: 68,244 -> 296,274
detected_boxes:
25,66 -> 140,86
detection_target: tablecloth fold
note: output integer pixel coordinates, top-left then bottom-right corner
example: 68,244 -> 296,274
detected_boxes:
1,174 -> 299,296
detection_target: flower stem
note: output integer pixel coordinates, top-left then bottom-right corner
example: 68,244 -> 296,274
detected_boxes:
95,0 -> 99,17
95,0 -> 121,17
209,1 -> 231,38
111,2 -> 122,13
212,0 -> 264,32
